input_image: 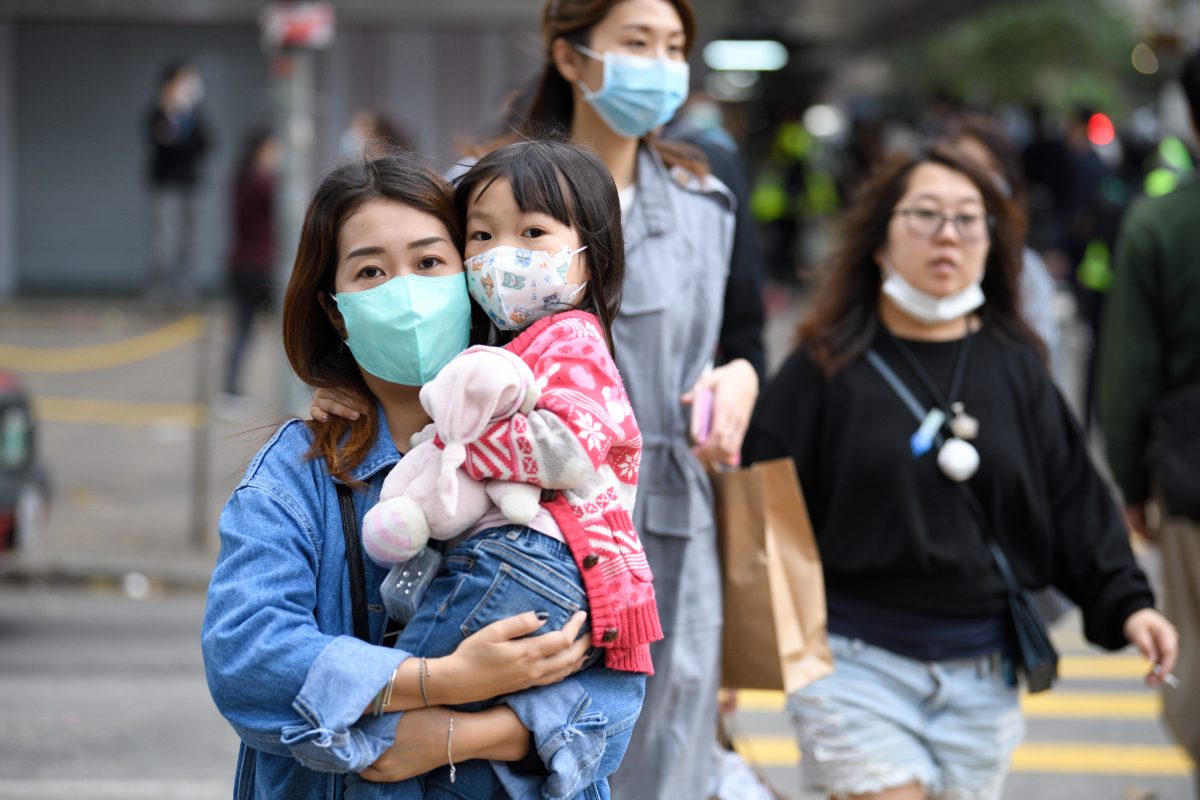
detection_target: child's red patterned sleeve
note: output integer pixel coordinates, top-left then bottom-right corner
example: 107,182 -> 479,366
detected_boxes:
454,317 -> 638,487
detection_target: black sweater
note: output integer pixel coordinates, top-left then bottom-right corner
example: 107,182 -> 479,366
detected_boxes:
743,323 -> 1153,651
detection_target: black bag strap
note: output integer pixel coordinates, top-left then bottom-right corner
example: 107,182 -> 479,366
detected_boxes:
335,483 -> 371,643
865,348 -> 1026,596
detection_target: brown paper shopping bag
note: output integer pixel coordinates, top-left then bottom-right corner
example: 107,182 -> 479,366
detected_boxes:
712,457 -> 833,693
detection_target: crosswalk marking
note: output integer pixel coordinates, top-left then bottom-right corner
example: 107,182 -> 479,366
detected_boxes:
735,688 -> 1160,719
733,655 -> 1157,715
732,737 -> 1192,775
1058,654 -> 1152,679
1011,743 -> 1191,775
1022,691 -> 1159,719
731,638 -> 1190,786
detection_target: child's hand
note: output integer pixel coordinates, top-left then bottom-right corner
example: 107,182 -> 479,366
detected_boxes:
682,359 -> 758,466
310,386 -> 369,422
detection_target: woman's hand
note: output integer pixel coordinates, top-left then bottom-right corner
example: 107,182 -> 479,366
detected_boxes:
360,705 -> 533,782
431,610 -> 590,706
683,359 -> 759,466
360,706 -> 453,782
310,386 -> 369,422
1123,607 -> 1179,687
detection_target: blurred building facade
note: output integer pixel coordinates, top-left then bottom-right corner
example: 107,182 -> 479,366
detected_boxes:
0,0 -> 741,298
2,0 -> 1193,299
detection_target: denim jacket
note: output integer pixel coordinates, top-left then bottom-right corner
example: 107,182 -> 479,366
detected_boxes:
202,416 -> 406,800
203,414 -> 638,800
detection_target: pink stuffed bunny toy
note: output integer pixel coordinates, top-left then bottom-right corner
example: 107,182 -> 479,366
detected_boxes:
362,346 -> 543,566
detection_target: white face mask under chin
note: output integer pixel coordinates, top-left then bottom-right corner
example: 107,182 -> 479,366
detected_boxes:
881,270 -> 985,325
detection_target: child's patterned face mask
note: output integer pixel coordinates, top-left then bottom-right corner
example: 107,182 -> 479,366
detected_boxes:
463,244 -> 588,331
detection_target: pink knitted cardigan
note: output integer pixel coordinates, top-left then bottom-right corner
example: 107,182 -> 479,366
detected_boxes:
444,310 -> 663,673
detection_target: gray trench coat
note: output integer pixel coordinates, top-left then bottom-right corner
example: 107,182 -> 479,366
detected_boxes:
609,145 -> 736,800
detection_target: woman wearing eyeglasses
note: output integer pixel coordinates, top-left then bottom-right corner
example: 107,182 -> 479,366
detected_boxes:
743,144 -> 1176,800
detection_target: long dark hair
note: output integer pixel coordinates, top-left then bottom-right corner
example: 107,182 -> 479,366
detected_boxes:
453,138 -> 625,354
281,153 -> 466,483
476,0 -> 707,177
800,144 -> 1043,374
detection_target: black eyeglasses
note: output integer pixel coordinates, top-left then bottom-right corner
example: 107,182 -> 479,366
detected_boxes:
893,208 -> 992,243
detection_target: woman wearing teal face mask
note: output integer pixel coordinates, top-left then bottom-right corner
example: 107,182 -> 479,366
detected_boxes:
201,152 -> 592,800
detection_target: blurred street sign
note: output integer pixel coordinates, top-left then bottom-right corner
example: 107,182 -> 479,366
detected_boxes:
259,2 -> 335,51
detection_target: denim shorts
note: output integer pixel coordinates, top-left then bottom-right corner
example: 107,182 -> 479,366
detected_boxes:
788,633 -> 1025,800
346,526 -> 643,800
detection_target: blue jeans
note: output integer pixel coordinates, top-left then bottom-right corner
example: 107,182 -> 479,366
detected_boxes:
346,526 -> 645,800
788,633 -> 1024,799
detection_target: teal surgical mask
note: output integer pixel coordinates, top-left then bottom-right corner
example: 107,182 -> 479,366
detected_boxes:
334,273 -> 471,386
575,44 -> 689,139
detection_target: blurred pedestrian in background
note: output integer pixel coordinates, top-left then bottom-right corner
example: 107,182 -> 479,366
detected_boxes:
340,110 -> 414,159
744,144 -> 1176,800
1062,106 -> 1129,430
216,128 -> 277,420
944,113 -> 1060,358
1099,46 -> 1200,792
1022,103 -> 1072,266
943,113 -> 1076,629
145,59 -> 210,307
475,1 -> 763,795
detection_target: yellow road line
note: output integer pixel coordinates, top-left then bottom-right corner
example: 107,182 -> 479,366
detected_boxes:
735,690 -> 787,711
1012,742 -> 1191,775
737,685 -> 1157,720
1060,654 -> 1150,679
732,737 -> 1192,775
33,396 -> 204,427
0,315 -> 203,372
1022,692 -> 1159,719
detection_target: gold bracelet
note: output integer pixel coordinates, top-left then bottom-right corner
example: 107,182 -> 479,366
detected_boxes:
447,712 -> 456,784
418,657 -> 431,707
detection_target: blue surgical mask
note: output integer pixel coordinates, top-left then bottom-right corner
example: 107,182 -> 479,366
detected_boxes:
575,44 -> 689,139
334,273 -> 471,386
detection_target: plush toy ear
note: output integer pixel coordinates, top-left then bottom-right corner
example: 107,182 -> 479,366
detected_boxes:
421,348 -> 537,443
438,443 -> 467,516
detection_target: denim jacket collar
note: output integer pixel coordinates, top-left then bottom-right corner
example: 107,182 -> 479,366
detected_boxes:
336,404 -> 403,485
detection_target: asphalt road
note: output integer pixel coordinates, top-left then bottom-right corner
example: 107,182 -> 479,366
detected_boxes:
0,584 -> 237,800
0,298 -> 1195,799
0,583 -> 1193,800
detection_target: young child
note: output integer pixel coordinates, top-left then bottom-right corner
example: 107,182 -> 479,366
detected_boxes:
296,139 -> 660,800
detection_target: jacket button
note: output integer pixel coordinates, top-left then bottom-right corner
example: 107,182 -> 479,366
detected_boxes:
602,627 -> 619,642
540,488 -> 558,502
582,554 -> 600,569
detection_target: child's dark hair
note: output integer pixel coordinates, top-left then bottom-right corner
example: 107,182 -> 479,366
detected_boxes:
453,138 -> 625,354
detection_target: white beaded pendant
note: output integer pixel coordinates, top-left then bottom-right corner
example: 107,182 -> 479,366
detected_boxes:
937,437 -> 980,482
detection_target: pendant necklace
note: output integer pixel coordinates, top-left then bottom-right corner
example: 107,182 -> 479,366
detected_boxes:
886,324 -> 979,482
